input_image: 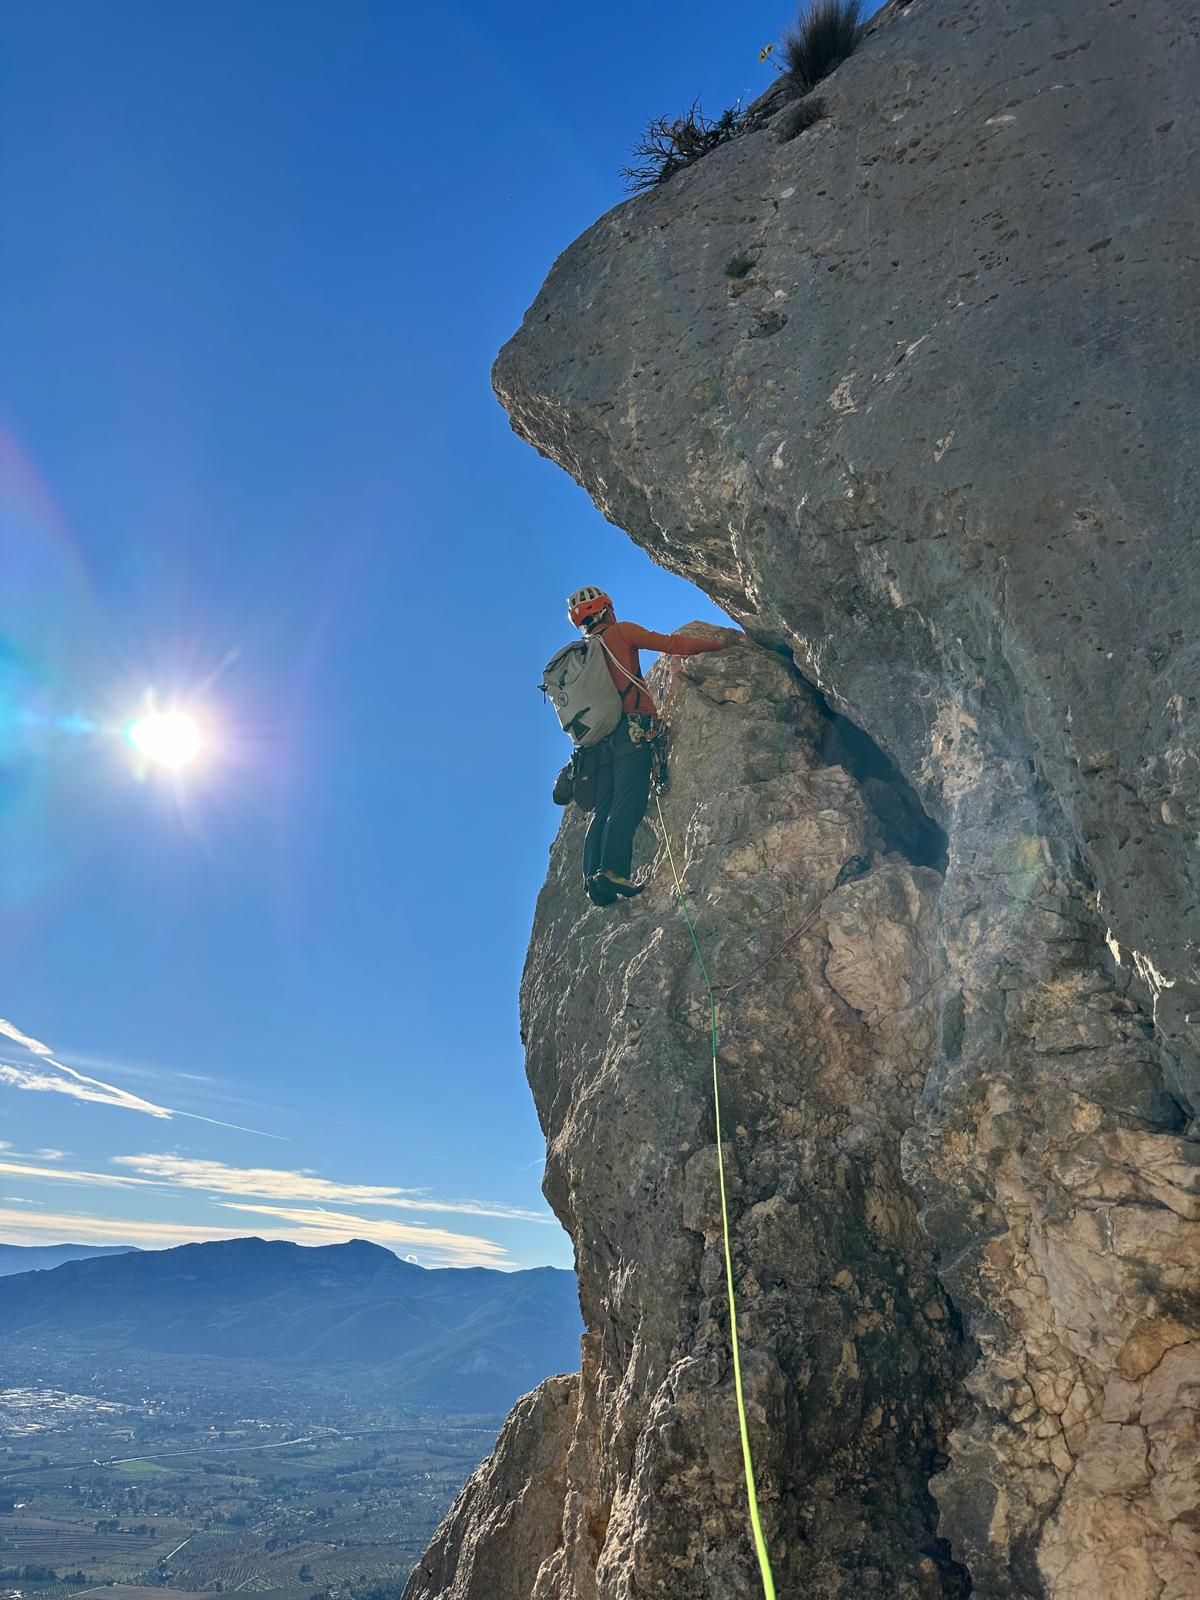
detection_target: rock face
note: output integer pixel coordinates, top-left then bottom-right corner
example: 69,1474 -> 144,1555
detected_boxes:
409,0 -> 1199,1594
412,637 -> 972,1598
518,638 -> 969,1599
409,637 -> 1196,1597
403,1375 -> 578,1600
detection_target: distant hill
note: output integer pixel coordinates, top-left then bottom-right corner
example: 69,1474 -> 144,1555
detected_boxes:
0,1242 -> 138,1277
0,1236 -> 581,1411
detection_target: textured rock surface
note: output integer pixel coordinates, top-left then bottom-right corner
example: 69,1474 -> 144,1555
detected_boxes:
402,1374 -> 577,1600
409,0 -> 1198,1594
515,638 -> 969,1599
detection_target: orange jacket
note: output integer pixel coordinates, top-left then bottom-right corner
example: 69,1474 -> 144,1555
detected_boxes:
595,620 -> 723,718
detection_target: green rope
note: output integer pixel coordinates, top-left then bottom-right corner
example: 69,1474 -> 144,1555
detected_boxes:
654,795 -> 778,1600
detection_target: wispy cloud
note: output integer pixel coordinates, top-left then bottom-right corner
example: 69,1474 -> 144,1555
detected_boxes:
111,1154 -> 553,1223
0,1153 -> 554,1232
0,1017 -> 553,1255
112,1154 -> 425,1206
0,1020 -> 53,1056
0,1016 -> 282,1138
44,1050 -> 216,1087
0,1204 -> 512,1267
0,1205 -> 242,1246
0,1061 -> 173,1117
0,1205 -> 277,1250
0,1016 -> 174,1117
216,1202 -> 511,1265
0,1158 -> 146,1191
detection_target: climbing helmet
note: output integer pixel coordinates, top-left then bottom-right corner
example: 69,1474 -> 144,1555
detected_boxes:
567,586 -> 613,627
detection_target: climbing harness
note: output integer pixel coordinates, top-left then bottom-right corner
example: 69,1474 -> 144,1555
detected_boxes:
654,792 -> 778,1600
654,797 -> 870,1599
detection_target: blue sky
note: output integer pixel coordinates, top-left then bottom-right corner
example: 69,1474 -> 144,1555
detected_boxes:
0,1 -> 805,1269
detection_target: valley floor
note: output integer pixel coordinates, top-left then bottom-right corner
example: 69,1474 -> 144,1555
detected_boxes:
0,1345 -> 499,1600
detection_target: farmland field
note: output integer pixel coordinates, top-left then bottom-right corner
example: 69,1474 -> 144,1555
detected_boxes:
0,1343 -> 501,1600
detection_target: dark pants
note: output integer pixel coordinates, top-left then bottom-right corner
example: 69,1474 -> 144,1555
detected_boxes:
583,720 -> 652,883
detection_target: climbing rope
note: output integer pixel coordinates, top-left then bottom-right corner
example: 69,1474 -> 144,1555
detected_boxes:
654,794 -> 778,1600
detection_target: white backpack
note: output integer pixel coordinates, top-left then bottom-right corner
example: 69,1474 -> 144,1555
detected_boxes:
541,630 -> 627,747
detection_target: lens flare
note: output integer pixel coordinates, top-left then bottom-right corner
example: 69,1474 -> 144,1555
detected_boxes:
126,711 -> 202,769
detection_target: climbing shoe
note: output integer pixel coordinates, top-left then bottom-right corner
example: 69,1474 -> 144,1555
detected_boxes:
585,873 -> 619,907
598,871 -> 645,899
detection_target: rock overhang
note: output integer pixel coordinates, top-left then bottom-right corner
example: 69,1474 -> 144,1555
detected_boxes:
493,0 -> 1200,1103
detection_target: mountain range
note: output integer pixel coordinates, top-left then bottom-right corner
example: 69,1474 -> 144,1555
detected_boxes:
0,1242 -> 137,1277
0,1236 -> 581,1411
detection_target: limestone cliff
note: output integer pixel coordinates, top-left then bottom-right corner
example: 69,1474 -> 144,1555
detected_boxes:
407,0 -> 1198,1594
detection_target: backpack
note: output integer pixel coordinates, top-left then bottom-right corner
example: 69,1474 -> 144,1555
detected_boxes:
541,629 -> 626,748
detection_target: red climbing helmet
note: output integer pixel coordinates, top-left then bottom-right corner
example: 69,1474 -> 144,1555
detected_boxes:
567,586 -> 613,627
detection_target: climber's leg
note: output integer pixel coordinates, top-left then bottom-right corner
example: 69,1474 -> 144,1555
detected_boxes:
583,750 -> 615,886
599,734 -> 652,882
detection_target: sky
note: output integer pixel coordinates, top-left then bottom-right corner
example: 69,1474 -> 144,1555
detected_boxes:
0,0 -> 807,1271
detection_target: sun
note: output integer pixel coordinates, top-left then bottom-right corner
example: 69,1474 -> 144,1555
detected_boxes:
125,710 -> 203,769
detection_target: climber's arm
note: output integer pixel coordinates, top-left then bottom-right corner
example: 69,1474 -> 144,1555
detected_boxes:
619,623 -> 725,656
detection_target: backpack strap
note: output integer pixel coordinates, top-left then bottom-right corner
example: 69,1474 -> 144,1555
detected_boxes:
594,625 -> 649,711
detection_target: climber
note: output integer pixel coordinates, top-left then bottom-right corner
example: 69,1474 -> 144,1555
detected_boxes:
565,586 -> 725,907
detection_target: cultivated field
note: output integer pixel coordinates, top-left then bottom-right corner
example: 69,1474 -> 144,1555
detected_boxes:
0,1348 -> 499,1600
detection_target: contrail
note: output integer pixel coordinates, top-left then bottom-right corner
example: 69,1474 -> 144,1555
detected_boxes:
0,1017 -> 285,1139
175,1109 -> 287,1141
